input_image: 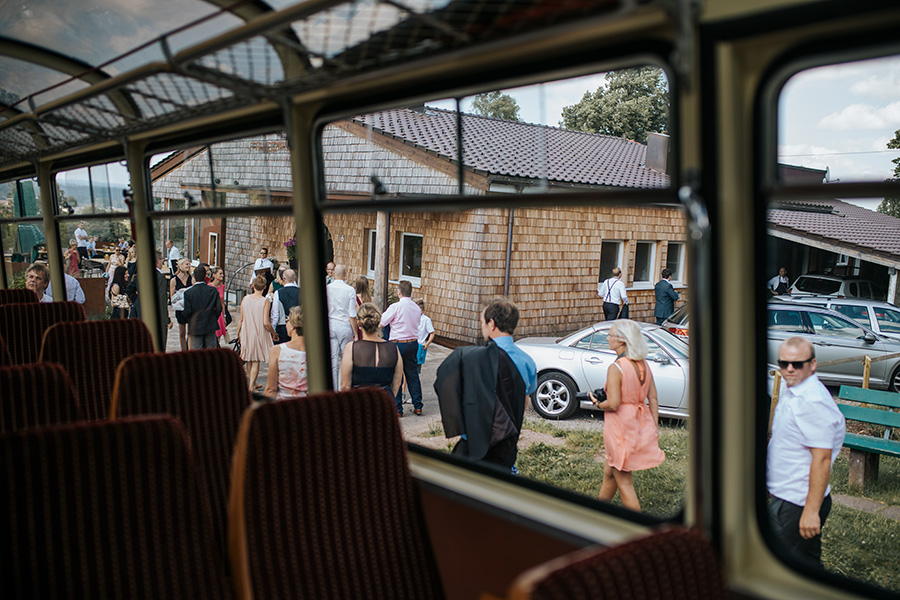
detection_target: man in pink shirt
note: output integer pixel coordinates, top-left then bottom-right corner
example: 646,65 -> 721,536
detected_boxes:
380,280 -> 423,416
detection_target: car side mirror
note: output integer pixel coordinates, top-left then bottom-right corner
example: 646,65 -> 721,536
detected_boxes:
650,353 -> 671,365
863,333 -> 877,344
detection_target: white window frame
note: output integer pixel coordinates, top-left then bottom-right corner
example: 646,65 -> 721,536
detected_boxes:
666,241 -> 685,284
366,229 -> 377,278
398,232 -> 423,287
632,241 -> 657,287
836,253 -> 849,267
208,232 -> 219,267
599,240 -> 624,282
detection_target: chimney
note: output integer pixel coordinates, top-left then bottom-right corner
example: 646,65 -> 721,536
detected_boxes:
646,132 -> 669,174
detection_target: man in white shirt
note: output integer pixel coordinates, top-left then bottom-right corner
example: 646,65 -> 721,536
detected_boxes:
46,273 -> 85,304
25,263 -> 53,302
326,264 -> 358,387
381,280 -> 423,415
74,221 -> 89,267
166,240 -> 181,273
598,267 -> 628,321
768,266 -> 790,297
270,269 -> 300,344
250,247 -> 275,289
767,336 -> 845,567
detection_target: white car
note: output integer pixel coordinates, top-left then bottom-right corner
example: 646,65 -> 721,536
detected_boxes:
516,322 -> 690,420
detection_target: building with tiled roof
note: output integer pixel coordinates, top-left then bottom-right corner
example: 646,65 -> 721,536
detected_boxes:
152,110 -> 684,343
767,198 -> 900,303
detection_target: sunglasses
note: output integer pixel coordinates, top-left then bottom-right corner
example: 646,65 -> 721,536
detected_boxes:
777,357 -> 814,370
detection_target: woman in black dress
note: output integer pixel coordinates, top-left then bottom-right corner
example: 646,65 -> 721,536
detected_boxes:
340,302 -> 402,397
169,258 -> 192,351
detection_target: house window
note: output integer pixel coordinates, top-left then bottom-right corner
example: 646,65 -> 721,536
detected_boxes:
399,233 -> 423,285
836,253 -> 849,267
666,242 -> 684,282
208,232 -> 219,267
366,230 -> 377,277
633,241 -> 656,285
599,241 -> 624,281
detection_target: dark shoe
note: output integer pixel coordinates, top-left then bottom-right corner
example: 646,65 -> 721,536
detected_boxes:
414,408 -> 422,416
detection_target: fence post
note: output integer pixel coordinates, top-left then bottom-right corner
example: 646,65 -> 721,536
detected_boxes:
862,355 -> 872,390
769,371 -> 781,434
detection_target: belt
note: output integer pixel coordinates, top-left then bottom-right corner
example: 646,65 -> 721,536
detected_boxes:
394,338 -> 417,343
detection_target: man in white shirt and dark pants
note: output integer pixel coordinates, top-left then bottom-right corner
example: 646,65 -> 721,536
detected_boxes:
326,264 -> 358,387
74,221 -> 89,267
270,269 -> 300,344
768,336 -> 845,567
166,240 -> 181,273
598,267 -> 628,321
381,280 -> 423,416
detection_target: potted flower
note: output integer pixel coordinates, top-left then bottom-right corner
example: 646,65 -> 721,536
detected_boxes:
284,236 -> 297,269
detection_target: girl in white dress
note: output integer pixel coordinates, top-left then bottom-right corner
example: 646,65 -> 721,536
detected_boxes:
264,305 -> 307,399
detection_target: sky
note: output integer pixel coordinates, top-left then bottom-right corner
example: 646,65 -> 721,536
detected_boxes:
779,54 -> 900,183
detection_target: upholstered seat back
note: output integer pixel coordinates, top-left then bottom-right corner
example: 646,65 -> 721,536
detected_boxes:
229,388 -> 445,600
0,363 -> 82,433
39,320 -> 154,421
0,289 -> 38,305
0,302 -> 85,365
0,417 -> 231,599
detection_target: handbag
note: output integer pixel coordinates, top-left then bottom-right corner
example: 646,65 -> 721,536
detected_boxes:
231,338 -> 241,356
171,288 -> 185,311
618,303 -> 629,319
224,305 -> 233,326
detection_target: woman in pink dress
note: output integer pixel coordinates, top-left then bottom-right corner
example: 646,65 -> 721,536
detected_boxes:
209,266 -> 228,343
64,239 -> 80,277
588,319 -> 665,512
235,275 -> 276,390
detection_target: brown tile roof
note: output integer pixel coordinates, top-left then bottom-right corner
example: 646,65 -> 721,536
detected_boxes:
767,198 -> 900,256
354,107 -> 670,189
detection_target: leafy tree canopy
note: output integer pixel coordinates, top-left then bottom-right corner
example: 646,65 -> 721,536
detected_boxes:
471,91 -> 521,122
877,128 -> 900,218
560,67 -> 668,143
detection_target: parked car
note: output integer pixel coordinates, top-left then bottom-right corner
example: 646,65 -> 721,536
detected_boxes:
661,304 -> 690,342
516,322 -> 690,420
788,274 -> 883,300
777,296 -> 900,343
767,301 -> 900,391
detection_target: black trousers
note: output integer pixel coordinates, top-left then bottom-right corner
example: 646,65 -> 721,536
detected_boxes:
769,494 -> 832,566
603,302 -> 619,321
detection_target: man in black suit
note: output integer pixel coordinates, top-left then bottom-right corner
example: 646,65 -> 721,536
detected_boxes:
181,265 -> 222,349
654,268 -> 681,325
125,250 -> 172,345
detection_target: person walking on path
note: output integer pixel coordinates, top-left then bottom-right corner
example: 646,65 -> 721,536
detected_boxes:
64,239 -> 80,277
170,258 -> 193,351
588,319 -> 666,511
415,298 -> 434,374
236,275 -> 277,390
654,268 -> 680,325
326,264 -> 357,388
270,268 -> 300,345
181,265 -> 222,349
767,336 -> 845,567
353,276 -> 371,340
435,298 -> 536,472
165,239 -> 182,274
598,267 -> 628,321
340,302 -> 402,396
209,266 -> 228,344
74,221 -> 89,266
381,280 -> 423,415
264,305 -> 308,399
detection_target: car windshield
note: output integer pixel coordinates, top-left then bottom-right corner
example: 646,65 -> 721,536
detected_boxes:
650,328 -> 689,358
667,304 -> 689,325
794,276 -> 841,294
875,307 -> 900,333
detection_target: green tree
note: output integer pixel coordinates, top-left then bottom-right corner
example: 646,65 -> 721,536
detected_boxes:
471,91 -> 521,122
560,67 -> 668,143
876,128 -> 900,218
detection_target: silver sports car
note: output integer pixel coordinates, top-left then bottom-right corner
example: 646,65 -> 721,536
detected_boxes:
516,322 -> 690,420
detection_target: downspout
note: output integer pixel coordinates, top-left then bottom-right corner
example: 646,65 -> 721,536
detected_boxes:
504,206 -> 514,297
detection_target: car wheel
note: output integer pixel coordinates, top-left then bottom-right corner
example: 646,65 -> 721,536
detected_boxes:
890,365 -> 900,393
532,372 -> 579,419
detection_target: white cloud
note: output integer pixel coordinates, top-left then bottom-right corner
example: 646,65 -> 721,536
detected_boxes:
849,73 -> 900,100
817,101 -> 900,130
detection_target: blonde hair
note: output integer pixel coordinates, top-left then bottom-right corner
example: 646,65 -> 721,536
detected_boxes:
610,319 -> 648,360
357,302 -> 382,334
287,305 -> 303,334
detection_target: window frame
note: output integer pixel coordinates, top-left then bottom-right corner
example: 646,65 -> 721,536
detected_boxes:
631,241 -> 657,287
666,241 -> 685,284
599,240 -> 624,282
367,229 -> 377,278
398,231 -> 423,287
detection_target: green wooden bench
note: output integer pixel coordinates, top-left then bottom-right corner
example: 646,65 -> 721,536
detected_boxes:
837,386 -> 900,489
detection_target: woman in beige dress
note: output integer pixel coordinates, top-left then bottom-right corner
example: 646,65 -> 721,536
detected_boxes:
235,275 -> 277,390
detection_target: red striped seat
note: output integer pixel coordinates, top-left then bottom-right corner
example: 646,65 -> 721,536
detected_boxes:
0,336 -> 11,366
507,528 -> 729,600
0,416 -> 231,599
0,302 -> 85,365
110,348 -> 251,559
39,320 -> 154,421
0,363 -> 82,433
0,288 -> 38,305
229,388 -> 445,600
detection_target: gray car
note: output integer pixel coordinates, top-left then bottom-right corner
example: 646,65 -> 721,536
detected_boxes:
516,322 -> 690,420
775,296 -> 900,343
768,301 -> 900,391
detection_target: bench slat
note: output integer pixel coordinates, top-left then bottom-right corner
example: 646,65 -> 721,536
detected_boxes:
838,404 -> 900,428
844,432 -> 900,458
838,386 -> 900,409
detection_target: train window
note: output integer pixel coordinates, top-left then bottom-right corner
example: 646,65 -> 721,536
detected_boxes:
767,52 -> 900,594
56,163 -> 131,216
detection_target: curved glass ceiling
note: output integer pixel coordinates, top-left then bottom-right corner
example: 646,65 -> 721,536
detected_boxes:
0,56 -> 90,109
0,0 -> 243,109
